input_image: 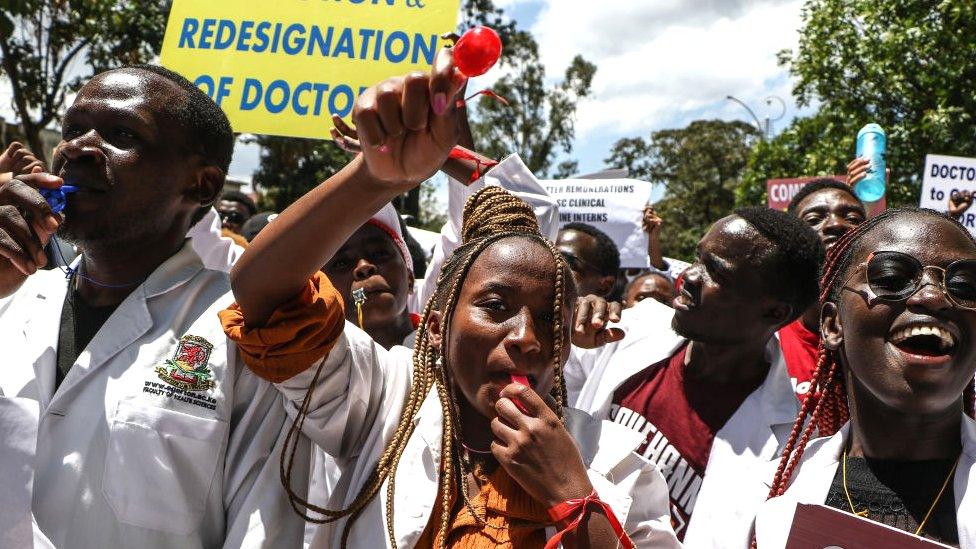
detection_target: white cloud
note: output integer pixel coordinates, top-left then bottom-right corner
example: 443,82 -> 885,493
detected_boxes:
522,0 -> 804,142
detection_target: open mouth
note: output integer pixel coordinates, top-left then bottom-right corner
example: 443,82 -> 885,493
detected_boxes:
673,285 -> 696,310
490,371 -> 537,388
889,324 -> 956,358
58,170 -> 110,192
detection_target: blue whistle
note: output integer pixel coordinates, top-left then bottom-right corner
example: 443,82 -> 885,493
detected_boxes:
40,185 -> 78,214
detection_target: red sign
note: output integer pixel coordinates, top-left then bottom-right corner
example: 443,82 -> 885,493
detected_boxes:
767,176 -> 886,216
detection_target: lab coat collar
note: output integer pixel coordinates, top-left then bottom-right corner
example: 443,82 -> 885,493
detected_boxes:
955,415 -> 976,547
758,418 -> 976,547
39,241 -> 204,409
757,334 -> 802,452
22,273 -> 69,409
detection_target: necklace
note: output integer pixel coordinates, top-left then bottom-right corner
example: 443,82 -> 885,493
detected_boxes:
460,441 -> 493,455
842,449 -> 960,536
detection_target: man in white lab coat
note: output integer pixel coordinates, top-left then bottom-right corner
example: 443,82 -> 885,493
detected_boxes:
569,207 -> 824,547
0,65 -> 307,548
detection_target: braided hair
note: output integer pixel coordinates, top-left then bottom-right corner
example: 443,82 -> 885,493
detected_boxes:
279,185 -> 575,548
766,207 -> 976,502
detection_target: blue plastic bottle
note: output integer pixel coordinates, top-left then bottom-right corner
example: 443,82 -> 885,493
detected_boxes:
855,123 -> 886,202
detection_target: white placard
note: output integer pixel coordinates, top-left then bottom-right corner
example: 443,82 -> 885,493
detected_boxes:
541,179 -> 654,268
920,154 -> 976,234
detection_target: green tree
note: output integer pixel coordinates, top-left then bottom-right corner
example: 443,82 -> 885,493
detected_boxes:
741,0 -> 976,206
250,136 -> 349,213
252,0 -> 594,226
0,0 -> 170,160
736,110 -> 852,207
607,120 -> 761,260
470,30 -> 596,177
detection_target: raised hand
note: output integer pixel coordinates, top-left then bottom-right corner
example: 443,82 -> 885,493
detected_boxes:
0,142 -> 45,176
642,206 -> 662,237
0,169 -> 63,276
351,47 -> 465,187
330,115 -> 362,155
572,294 -> 625,349
949,190 -> 974,219
847,156 -> 890,188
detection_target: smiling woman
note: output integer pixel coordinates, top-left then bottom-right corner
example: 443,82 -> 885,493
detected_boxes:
754,208 -> 976,547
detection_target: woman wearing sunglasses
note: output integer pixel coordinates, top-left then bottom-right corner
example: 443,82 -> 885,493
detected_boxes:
754,207 -> 976,547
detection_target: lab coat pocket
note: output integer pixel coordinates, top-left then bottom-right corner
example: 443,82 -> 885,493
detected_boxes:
103,399 -> 228,535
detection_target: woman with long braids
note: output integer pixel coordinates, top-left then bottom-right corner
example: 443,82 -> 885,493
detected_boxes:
754,207 -> 976,547
221,49 -> 677,548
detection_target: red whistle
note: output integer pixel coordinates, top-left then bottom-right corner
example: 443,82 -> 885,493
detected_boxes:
454,27 -> 503,77
509,374 -> 531,413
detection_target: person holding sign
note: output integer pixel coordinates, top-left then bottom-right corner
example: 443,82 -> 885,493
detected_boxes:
755,208 -> 976,547
221,48 -> 677,548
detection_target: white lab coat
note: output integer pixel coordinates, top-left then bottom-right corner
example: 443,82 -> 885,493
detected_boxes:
570,298 -> 800,548
412,153 -> 559,314
188,207 -> 246,273
0,241 -> 308,549
754,417 -> 976,548
0,393 -> 53,549
275,321 -> 680,548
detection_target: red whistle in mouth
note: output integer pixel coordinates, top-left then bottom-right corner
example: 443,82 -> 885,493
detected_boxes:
509,374 -> 531,413
454,26 -> 503,77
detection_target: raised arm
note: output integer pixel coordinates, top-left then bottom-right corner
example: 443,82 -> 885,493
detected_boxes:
643,206 -> 668,271
231,48 -> 465,326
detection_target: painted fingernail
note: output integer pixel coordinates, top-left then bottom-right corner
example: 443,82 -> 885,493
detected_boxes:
433,93 -> 447,115
378,143 -> 391,154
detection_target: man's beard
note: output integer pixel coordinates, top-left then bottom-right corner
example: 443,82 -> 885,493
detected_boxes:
56,210 -> 161,252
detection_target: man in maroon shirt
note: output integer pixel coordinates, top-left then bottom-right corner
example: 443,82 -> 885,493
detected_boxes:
573,207 -> 824,543
781,179 -> 865,403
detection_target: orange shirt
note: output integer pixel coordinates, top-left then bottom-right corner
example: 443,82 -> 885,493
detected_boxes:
416,465 -> 550,549
220,271 -> 346,382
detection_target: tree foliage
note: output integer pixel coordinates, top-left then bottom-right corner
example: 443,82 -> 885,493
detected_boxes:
0,0 -> 170,160
250,136 -> 349,213
469,31 -> 596,177
607,120 -> 760,260
736,110 -> 851,207
740,0 -> 976,207
252,0 -> 595,225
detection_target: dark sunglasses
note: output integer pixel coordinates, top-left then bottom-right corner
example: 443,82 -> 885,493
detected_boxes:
220,211 -> 246,225
845,250 -> 976,310
559,251 -> 602,275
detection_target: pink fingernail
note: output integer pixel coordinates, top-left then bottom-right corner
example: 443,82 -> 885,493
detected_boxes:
378,143 -> 390,154
433,93 -> 447,115
510,374 -> 531,413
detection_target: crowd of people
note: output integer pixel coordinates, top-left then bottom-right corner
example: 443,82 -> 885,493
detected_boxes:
1,41 -> 975,549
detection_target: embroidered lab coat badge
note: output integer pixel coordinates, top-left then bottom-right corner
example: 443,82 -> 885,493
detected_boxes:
155,335 -> 216,392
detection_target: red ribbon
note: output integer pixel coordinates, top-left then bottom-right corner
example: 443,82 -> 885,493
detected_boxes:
466,88 -> 510,105
448,146 -> 500,183
544,490 -> 635,549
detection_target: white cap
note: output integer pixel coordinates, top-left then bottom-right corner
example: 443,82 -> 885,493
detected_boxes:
367,203 -> 414,274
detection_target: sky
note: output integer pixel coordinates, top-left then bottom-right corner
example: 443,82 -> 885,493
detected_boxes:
1,0 -> 816,199
484,0 -> 816,177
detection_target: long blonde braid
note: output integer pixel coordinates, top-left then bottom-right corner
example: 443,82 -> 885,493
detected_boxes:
280,186 -> 574,548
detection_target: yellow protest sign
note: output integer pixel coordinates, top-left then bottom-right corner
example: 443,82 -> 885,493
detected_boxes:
159,0 -> 461,139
